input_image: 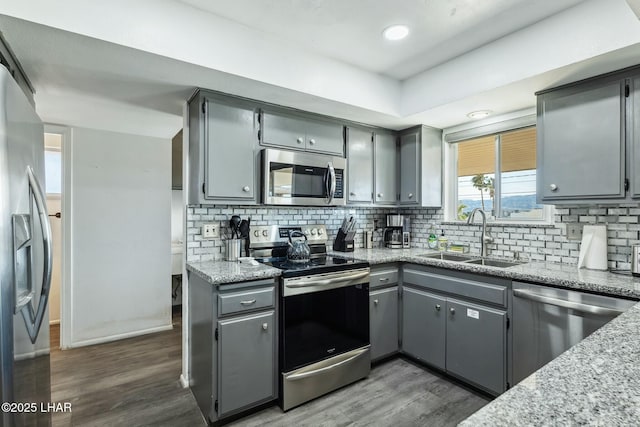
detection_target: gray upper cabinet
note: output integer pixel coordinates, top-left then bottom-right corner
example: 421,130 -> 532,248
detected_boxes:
217,310 -> 275,417
537,76 -> 626,203
205,101 -> 257,201
374,132 -> 398,204
347,127 -> 374,203
188,92 -> 259,205
261,110 -> 344,156
400,131 -> 419,205
445,298 -> 506,395
631,75 -> 640,199
370,287 -> 399,361
401,286 -> 446,370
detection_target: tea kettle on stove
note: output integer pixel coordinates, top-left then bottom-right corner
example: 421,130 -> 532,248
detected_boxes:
287,230 -> 311,263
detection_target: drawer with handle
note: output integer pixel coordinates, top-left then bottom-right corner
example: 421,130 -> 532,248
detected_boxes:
218,286 -> 275,316
369,267 -> 399,289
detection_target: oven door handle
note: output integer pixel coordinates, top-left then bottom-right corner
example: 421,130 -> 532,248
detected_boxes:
285,347 -> 369,381
285,271 -> 369,288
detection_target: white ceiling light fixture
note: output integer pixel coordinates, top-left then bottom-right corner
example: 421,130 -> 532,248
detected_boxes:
467,110 -> 492,119
382,25 -> 409,41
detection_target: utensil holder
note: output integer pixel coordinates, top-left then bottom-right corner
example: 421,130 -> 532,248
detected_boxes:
225,239 -> 243,261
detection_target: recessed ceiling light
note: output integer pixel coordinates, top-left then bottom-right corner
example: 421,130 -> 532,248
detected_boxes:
467,110 -> 492,119
383,25 -> 409,41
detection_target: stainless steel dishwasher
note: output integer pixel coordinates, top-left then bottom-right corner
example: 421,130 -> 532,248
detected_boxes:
512,282 -> 636,384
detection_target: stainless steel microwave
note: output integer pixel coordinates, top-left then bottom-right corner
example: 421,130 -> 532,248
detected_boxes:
261,148 -> 346,206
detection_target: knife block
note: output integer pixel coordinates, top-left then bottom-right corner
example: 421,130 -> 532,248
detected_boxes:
333,229 -> 354,252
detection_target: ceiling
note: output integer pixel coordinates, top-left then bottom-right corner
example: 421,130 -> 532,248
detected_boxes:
178,0 -> 585,79
1,0 -> 640,139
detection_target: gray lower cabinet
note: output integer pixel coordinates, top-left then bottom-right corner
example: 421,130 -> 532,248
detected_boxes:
217,311 -> 275,417
347,127 -> 374,203
401,265 -> 509,395
445,298 -> 506,395
374,131 -> 398,204
369,287 -> 398,361
401,287 -> 445,370
189,274 -> 277,423
261,110 -> 344,156
537,75 -> 626,203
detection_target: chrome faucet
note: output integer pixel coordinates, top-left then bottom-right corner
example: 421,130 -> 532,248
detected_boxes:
466,208 -> 494,257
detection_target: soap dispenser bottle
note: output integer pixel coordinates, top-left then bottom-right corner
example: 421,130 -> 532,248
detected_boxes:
427,223 -> 438,250
438,230 -> 448,252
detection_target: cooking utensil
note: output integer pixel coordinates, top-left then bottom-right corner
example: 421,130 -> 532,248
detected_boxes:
239,219 -> 250,257
230,215 -> 241,239
287,230 -> 311,263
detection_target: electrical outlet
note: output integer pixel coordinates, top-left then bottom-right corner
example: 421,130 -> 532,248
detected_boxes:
566,223 -> 583,241
202,223 -> 219,239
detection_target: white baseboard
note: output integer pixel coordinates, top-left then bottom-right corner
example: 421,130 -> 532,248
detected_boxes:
67,324 -> 173,348
179,374 -> 190,388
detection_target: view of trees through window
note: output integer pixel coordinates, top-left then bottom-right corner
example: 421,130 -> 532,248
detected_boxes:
456,127 -> 542,220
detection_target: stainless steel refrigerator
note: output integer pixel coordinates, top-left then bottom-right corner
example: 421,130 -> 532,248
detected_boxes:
0,64 -> 52,426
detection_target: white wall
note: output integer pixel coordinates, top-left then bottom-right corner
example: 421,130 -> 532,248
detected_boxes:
67,127 -> 172,347
171,190 -> 183,243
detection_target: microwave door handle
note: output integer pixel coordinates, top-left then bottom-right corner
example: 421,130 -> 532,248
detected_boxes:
20,166 -> 53,344
327,162 -> 336,204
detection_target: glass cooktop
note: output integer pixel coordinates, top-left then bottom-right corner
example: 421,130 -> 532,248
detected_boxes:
264,256 -> 369,278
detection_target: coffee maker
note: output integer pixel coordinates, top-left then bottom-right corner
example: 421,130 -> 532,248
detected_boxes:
383,214 -> 410,249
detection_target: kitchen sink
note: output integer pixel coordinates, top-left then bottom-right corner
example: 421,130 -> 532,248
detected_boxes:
419,253 -> 477,262
465,258 -> 524,268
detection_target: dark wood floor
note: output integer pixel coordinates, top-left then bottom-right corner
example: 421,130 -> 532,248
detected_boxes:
49,311 -> 206,427
50,314 -> 489,427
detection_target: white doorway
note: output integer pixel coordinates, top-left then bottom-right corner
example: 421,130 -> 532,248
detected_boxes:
43,129 -> 66,348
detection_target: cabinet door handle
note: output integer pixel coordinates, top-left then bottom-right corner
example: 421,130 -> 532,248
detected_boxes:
549,184 -> 558,192
435,304 -> 441,311
450,307 -> 455,315
262,323 -> 268,331
408,193 -> 413,199
350,192 -> 356,196
309,138 -> 316,145
373,299 -> 379,305
242,186 -> 251,193
240,299 -> 256,305
296,137 -> 304,144
378,277 -> 389,282
377,193 -> 383,198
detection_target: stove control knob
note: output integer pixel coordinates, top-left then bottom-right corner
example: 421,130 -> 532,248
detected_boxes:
311,229 -> 317,235
304,229 -> 310,235
317,228 -> 324,235
254,230 -> 260,238
262,230 -> 269,237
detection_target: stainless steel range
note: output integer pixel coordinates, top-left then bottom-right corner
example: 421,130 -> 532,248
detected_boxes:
249,224 -> 371,411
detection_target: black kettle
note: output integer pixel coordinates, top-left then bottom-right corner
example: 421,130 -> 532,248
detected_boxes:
287,231 -> 310,263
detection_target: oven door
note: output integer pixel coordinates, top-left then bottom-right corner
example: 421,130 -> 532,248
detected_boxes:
280,269 -> 369,373
262,148 -> 345,206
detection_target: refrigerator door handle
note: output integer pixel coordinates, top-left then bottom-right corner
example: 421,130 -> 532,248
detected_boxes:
19,166 -> 53,344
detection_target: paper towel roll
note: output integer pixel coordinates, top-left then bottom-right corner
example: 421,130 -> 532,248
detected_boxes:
577,225 -> 608,270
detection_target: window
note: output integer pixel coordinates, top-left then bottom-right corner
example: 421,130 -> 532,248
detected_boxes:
453,127 -> 545,221
44,149 -> 62,195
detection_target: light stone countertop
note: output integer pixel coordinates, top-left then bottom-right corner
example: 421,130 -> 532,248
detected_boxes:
186,260 -> 281,285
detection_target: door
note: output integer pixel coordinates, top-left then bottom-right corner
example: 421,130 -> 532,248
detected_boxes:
347,128 -> 374,203
401,287 -> 445,370
44,135 -> 63,329
205,100 -> 256,200
538,78 -> 625,201
0,65 -> 52,427
305,120 -> 344,156
261,111 -> 307,150
218,311 -> 275,417
400,131 -> 419,205
369,287 -> 398,360
374,132 -> 397,205
446,298 -> 506,394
